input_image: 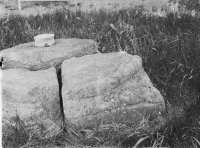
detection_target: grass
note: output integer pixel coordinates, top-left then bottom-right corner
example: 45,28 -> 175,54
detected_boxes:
1,4 -> 200,147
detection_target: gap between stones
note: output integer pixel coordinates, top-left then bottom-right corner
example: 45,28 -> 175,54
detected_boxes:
55,64 -> 66,131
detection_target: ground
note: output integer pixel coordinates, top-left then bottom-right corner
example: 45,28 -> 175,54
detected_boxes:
0,0 -> 169,17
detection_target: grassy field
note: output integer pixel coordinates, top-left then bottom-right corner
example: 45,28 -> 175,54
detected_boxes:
0,0 -> 168,17
1,2 -> 200,148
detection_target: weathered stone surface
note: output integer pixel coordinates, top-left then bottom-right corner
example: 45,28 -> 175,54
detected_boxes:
62,51 -> 165,127
0,38 -> 98,70
2,67 -> 61,136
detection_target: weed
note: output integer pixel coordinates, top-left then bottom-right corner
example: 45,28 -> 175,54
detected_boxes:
1,4 -> 200,147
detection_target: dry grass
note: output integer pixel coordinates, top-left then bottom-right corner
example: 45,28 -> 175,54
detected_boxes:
1,2 -> 200,147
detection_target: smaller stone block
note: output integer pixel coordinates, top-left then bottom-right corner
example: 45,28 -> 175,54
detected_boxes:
2,67 -> 61,137
34,34 -> 55,47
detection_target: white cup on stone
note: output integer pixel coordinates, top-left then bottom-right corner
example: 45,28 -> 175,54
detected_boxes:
34,34 -> 55,47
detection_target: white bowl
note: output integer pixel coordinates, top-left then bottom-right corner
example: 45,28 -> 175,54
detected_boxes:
34,34 -> 55,47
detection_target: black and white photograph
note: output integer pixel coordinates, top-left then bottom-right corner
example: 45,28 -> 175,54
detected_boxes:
0,0 -> 200,147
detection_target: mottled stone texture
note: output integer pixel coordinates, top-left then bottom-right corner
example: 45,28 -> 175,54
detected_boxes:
2,67 -> 61,136
1,38 -> 165,133
62,51 -> 165,127
0,38 -> 98,70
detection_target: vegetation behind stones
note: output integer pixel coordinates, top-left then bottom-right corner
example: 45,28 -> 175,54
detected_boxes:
1,3 -> 200,147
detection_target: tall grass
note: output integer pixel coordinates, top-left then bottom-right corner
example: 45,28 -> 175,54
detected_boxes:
1,6 -> 200,147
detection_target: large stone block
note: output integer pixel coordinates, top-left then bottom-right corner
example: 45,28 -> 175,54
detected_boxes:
2,67 -> 61,136
0,38 -> 98,70
62,51 -> 165,127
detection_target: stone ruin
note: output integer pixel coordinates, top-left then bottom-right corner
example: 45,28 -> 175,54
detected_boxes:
0,38 -> 165,137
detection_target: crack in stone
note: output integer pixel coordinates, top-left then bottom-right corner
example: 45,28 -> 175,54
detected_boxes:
55,64 -> 66,131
